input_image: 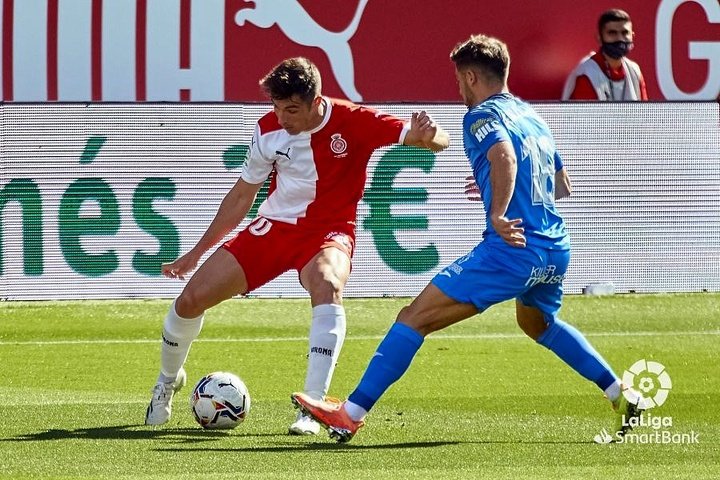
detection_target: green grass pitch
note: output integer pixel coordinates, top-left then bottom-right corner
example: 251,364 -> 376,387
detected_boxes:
0,293 -> 718,479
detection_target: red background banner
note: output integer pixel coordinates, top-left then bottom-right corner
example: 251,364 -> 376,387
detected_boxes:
225,0 -> 720,101
1,0 -> 718,102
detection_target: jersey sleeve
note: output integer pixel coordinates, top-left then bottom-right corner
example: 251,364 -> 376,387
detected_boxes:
240,123 -> 274,185
464,109 -> 510,153
355,106 -> 407,150
554,151 -> 564,171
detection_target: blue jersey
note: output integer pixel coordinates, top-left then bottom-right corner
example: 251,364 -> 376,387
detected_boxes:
463,93 -> 569,250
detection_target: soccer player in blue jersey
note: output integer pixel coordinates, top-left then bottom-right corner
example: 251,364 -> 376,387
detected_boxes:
292,34 -> 643,442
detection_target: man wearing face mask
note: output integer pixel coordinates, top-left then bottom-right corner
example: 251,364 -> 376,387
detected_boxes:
562,8 -> 648,101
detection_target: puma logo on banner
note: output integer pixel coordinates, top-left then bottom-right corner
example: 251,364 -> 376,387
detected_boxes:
235,0 -> 369,101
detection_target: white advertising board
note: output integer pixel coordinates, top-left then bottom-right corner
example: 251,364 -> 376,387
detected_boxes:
1,102 -> 719,299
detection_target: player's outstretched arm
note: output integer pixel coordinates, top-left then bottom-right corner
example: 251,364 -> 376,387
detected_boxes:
403,110 -> 449,152
161,178 -> 263,280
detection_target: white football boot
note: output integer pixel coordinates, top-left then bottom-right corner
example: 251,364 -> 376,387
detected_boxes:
288,411 -> 321,435
144,368 -> 187,426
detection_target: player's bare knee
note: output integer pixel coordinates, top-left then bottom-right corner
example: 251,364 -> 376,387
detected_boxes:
307,273 -> 344,304
326,272 -> 345,295
396,305 -> 413,323
397,305 -> 435,336
175,290 -> 205,319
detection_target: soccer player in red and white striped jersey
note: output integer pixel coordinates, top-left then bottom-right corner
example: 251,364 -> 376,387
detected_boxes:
144,57 -> 449,434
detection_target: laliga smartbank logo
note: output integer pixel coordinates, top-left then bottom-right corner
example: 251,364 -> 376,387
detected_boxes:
622,359 -> 672,408
593,360 -> 699,445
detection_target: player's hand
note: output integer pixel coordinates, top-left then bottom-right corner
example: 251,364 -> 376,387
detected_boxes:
409,110 -> 439,145
464,175 -> 481,201
161,252 -> 201,280
491,215 -> 526,248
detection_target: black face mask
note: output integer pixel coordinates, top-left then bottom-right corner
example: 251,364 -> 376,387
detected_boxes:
601,41 -> 634,59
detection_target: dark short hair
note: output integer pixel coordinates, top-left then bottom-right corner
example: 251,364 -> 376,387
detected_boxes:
259,57 -> 321,104
598,9 -> 632,34
450,34 -> 510,85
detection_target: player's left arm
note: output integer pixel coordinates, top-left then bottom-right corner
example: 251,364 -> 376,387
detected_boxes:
555,168 -> 572,200
403,110 -> 449,152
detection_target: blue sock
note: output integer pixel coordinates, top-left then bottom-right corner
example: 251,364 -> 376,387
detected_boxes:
348,322 -> 424,412
537,319 -> 618,390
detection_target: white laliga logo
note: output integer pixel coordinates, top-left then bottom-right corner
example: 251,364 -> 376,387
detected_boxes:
622,359 -> 672,409
235,0 -> 369,101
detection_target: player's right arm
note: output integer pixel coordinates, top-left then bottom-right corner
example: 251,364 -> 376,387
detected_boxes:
163,123 -> 271,280
162,178 -> 264,280
487,141 -> 526,248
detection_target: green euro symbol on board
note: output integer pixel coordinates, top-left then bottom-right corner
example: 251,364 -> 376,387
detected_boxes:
363,145 -> 439,274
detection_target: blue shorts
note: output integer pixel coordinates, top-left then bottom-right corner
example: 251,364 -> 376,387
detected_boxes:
431,241 -> 570,323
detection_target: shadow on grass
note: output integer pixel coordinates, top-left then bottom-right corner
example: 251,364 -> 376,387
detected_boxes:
0,424 -> 284,442
156,441 -> 461,453
155,438 -> 592,453
2,426 -> 594,449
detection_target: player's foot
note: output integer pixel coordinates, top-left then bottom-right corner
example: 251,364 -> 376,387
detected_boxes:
290,392 -> 364,443
144,368 -> 187,426
611,385 -> 646,438
288,411 -> 321,436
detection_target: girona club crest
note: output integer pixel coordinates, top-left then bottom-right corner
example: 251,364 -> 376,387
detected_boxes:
330,133 -> 348,156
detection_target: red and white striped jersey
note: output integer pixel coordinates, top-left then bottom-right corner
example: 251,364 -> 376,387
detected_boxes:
241,97 -> 409,228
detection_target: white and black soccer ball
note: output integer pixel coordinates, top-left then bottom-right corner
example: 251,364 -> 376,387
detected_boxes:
189,371 -> 250,429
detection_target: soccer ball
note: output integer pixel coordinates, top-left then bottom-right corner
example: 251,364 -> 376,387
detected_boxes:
189,371 -> 250,429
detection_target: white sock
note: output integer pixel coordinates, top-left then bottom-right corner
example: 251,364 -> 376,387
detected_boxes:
344,401 -> 368,422
604,379 -> 622,402
157,299 -> 204,383
303,304 -> 346,400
